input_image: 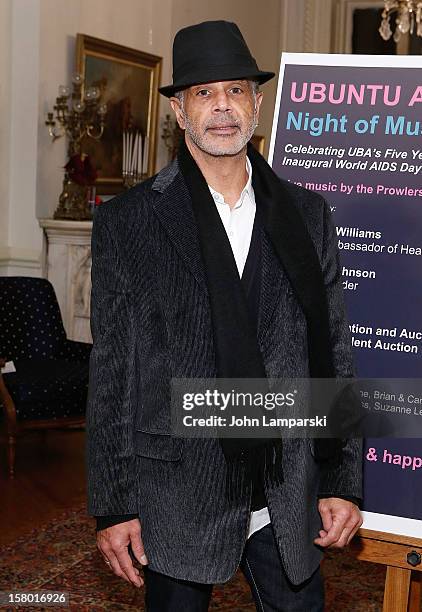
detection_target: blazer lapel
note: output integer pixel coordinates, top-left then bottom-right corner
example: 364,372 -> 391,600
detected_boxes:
152,170 -> 207,290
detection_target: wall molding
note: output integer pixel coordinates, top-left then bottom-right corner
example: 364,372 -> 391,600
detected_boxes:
303,0 -> 316,52
280,0 -> 335,54
281,0 -> 391,55
38,218 -> 93,245
279,0 -> 306,52
0,246 -> 41,267
334,0 -> 384,53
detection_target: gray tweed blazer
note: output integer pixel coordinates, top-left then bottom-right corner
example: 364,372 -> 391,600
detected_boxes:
86,159 -> 362,585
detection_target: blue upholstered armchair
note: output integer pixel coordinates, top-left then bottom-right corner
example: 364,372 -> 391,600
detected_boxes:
0,277 -> 92,477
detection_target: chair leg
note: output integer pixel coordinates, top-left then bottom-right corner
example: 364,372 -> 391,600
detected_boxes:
7,434 -> 16,479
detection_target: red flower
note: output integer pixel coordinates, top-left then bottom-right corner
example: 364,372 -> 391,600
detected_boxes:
95,195 -> 103,206
64,154 -> 97,186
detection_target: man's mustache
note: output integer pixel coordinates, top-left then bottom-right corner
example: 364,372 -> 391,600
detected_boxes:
205,117 -> 241,129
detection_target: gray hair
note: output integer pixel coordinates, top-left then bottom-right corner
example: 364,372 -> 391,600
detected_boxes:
174,89 -> 185,106
250,80 -> 260,95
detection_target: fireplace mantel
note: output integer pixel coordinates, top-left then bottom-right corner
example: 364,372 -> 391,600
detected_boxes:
39,219 -> 93,343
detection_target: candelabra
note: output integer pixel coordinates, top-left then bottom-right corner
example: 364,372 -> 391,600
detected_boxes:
45,72 -> 107,220
379,0 -> 422,42
122,130 -> 149,188
46,72 -> 107,155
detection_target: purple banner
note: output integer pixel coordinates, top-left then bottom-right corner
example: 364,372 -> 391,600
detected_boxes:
270,59 -> 422,521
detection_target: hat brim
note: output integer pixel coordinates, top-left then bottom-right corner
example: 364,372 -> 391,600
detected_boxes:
158,67 -> 275,98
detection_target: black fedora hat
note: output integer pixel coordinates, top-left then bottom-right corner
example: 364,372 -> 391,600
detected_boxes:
159,20 -> 275,98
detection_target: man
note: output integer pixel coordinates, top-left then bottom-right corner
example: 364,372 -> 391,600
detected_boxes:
87,20 -> 363,611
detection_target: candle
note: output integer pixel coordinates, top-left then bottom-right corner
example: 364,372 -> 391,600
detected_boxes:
137,133 -> 143,178
123,131 -> 126,175
131,132 -> 138,174
125,131 -> 129,174
127,132 -> 132,174
126,131 -> 129,174
142,135 -> 149,176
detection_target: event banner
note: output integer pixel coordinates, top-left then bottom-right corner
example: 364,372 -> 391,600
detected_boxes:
268,54 -> 422,537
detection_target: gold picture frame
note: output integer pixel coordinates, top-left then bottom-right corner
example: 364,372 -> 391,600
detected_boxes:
76,33 -> 162,195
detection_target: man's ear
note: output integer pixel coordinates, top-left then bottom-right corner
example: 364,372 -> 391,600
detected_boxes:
169,98 -> 186,130
254,91 -> 264,120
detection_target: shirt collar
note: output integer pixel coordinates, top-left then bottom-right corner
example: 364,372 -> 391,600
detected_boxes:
208,156 -> 253,208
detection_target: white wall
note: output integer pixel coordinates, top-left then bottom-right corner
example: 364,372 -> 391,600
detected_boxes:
0,0 -> 43,275
0,0 -> 12,255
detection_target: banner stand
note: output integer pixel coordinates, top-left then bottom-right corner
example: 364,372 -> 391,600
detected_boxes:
351,530 -> 422,611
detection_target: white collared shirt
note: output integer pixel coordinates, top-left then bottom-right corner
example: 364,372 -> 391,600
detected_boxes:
208,157 -> 271,539
208,157 -> 256,278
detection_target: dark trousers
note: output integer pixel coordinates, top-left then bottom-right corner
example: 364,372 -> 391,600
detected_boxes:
143,524 -> 324,612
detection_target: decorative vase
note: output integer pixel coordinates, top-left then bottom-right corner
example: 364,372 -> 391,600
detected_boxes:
53,173 -> 92,220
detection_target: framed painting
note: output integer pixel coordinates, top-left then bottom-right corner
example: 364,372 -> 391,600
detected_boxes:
76,34 -> 162,194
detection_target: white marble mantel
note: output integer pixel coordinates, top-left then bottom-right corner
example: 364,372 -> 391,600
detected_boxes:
39,218 -> 93,343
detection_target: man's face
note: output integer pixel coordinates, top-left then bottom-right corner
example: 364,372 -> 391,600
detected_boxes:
170,80 -> 263,157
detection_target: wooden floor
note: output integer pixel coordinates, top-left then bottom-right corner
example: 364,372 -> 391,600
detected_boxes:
0,427 -> 87,546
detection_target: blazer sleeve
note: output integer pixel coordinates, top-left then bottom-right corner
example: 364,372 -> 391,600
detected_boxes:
86,206 -> 139,516
317,198 -> 363,500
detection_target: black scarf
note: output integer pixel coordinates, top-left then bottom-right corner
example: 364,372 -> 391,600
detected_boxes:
177,140 -> 344,501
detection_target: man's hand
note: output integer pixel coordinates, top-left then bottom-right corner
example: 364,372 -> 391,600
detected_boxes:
97,518 -> 148,587
314,497 -> 363,549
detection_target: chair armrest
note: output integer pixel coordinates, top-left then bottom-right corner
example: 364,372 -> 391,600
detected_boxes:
57,340 -> 92,362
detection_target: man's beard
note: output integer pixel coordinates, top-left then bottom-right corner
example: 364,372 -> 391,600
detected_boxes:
182,109 -> 258,157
